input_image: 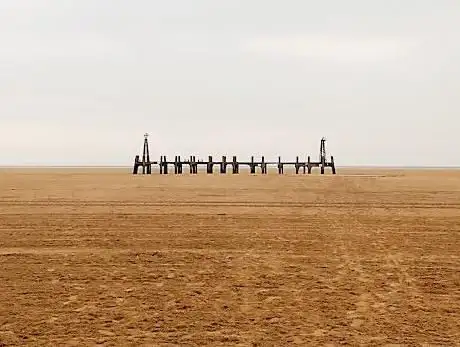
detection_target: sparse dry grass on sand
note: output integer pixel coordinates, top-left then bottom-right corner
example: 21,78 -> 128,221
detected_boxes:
0,167 -> 459,346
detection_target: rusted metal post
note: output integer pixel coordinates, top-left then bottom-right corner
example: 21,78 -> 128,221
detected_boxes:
146,135 -> 151,174
320,137 -> 326,174
141,138 -> 146,174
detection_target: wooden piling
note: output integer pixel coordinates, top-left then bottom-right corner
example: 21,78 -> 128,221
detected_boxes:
232,156 -> 239,174
261,156 -> 267,174
207,156 -> 213,174
133,155 -> 140,174
178,156 -> 183,174
250,156 -> 256,174
163,155 -> 168,174
221,156 -> 227,174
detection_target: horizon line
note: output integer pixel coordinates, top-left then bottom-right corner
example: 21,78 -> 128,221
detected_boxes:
1,165 -> 459,169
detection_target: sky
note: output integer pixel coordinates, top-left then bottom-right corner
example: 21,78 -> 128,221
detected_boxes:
1,0 -> 459,166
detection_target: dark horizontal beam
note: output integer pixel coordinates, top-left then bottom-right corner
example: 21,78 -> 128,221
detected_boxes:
139,161 -> 329,166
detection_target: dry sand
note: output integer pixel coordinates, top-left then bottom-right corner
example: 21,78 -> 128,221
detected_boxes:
0,167 -> 459,345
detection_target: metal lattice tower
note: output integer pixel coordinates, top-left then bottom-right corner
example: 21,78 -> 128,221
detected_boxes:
142,133 -> 151,174
133,133 -> 152,174
319,137 -> 326,163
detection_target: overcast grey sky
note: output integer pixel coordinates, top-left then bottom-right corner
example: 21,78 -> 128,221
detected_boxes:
1,0 -> 459,166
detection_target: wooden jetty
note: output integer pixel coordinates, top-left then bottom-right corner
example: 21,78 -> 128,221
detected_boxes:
133,134 -> 336,175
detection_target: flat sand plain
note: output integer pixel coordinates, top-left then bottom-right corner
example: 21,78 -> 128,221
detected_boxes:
0,167 -> 459,346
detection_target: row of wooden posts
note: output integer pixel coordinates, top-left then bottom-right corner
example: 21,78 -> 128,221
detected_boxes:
154,155 -> 335,174
132,135 -> 336,175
